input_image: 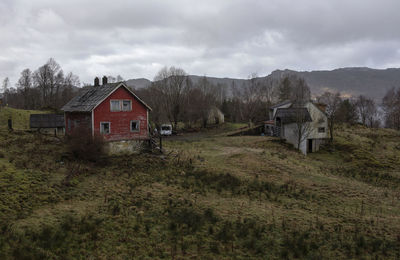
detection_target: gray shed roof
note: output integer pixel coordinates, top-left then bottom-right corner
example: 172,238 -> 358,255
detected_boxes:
61,82 -> 151,112
274,108 -> 312,124
30,114 -> 65,128
270,100 -> 292,109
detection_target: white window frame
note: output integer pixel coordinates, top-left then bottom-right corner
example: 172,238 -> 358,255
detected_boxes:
100,122 -> 111,134
130,120 -> 140,132
110,100 -> 121,112
318,127 -> 325,133
122,100 -> 132,111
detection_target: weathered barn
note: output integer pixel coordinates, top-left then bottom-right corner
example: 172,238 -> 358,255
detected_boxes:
62,77 -> 152,145
265,100 -> 328,155
30,114 -> 65,135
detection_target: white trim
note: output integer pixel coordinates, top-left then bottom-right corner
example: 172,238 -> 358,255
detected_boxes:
100,121 -> 111,134
147,110 -> 149,137
92,83 -> 152,112
64,112 -> 67,133
130,120 -> 140,132
91,110 -> 94,137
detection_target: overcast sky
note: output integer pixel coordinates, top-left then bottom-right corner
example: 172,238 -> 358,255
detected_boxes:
1,0 -> 400,85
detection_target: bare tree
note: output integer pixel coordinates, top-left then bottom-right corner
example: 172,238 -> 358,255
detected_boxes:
382,87 -> 400,130
107,76 -> 117,83
61,72 -> 80,107
355,95 -> 377,127
135,84 -> 167,129
16,69 -> 33,109
2,77 -> 10,105
293,107 -> 313,150
260,77 -> 276,108
153,66 -> 192,129
290,77 -> 311,106
3,60 -> 79,110
192,76 -> 218,127
317,91 -> 341,142
33,58 -> 64,108
290,78 -> 313,150
116,75 -> 124,82
2,77 -> 9,93
278,76 -> 292,101
232,73 -> 266,124
336,99 -> 358,124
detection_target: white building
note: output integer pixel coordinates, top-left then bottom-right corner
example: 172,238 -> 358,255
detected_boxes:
265,100 -> 329,155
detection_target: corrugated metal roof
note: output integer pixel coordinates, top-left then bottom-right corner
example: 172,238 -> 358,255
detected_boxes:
61,82 -> 151,112
274,108 -> 312,124
30,114 -> 65,128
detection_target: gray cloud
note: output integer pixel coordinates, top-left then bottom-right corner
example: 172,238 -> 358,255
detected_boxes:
1,0 -> 400,85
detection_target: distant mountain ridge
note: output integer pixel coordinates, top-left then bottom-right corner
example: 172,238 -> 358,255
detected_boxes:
270,67 -> 400,100
125,67 -> 400,101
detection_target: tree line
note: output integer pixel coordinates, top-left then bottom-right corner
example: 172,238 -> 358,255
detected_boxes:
1,58 -> 80,110
1,62 -> 400,132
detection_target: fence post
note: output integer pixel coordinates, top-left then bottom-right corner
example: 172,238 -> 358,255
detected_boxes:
159,135 -> 162,152
8,118 -> 12,131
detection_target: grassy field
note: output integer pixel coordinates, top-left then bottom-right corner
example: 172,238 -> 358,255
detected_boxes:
0,107 -> 50,130
0,111 -> 399,258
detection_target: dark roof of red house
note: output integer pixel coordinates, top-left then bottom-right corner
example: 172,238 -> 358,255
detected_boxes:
61,82 -> 151,112
274,108 -> 312,124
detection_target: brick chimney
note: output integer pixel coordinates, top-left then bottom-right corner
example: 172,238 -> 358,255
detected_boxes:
94,77 -> 99,86
102,76 -> 108,85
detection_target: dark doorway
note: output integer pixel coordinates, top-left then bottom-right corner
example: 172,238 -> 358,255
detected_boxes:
308,139 -> 313,153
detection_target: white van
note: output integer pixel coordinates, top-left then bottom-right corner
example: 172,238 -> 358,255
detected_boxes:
160,124 -> 172,136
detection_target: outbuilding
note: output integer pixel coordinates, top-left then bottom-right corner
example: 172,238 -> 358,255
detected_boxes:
265,100 -> 329,155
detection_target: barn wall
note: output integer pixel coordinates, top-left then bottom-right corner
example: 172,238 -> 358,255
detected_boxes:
282,123 -> 308,154
93,87 -> 148,141
305,102 -> 329,139
65,112 -> 92,135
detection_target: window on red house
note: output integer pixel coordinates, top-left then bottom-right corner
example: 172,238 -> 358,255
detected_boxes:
110,100 -> 121,112
131,120 -> 140,132
100,122 -> 110,134
122,100 -> 132,111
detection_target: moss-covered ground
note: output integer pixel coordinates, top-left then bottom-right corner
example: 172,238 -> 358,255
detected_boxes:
0,112 -> 399,258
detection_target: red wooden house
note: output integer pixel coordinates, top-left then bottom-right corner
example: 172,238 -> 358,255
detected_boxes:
62,76 -> 152,141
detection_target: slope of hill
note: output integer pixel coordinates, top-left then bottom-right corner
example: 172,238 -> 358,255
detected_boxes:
0,118 -> 399,258
125,78 -> 152,89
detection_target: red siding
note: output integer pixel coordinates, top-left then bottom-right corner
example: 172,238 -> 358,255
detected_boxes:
93,86 -> 149,141
65,112 -> 92,135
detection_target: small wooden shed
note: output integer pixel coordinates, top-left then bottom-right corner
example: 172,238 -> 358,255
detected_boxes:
30,114 -> 65,135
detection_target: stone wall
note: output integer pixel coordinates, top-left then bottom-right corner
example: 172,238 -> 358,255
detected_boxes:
105,139 -> 150,155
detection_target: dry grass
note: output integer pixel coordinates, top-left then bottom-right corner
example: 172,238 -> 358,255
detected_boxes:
0,106 -> 50,130
0,120 -> 399,258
